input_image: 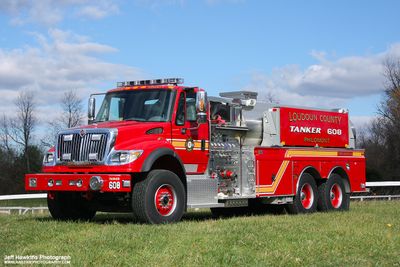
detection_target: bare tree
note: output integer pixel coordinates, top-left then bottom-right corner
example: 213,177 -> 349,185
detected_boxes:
383,57 -> 400,92
264,91 -> 279,104
360,57 -> 400,181
42,90 -> 84,147
5,91 -> 37,172
61,90 -> 84,128
0,114 -> 12,152
378,58 -> 400,123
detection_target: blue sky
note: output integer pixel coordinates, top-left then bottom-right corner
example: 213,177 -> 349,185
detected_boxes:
0,0 -> 400,129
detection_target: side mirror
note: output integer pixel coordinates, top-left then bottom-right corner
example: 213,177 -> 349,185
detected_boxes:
196,91 -> 208,124
88,97 -> 96,124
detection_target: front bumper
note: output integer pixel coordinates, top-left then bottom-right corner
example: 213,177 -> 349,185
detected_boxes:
25,173 -> 131,192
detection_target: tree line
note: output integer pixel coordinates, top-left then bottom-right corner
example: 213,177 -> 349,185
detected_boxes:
0,57 -> 399,195
358,57 -> 400,182
0,90 -> 84,194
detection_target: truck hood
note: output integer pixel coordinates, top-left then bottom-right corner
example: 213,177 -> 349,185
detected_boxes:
82,120 -> 147,129
73,120 -> 171,150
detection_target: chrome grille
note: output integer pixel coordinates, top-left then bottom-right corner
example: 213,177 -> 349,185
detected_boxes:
57,132 -> 109,162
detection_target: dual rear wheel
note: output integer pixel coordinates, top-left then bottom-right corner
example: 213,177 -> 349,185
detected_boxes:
286,173 -> 318,214
317,174 -> 350,211
286,173 -> 349,214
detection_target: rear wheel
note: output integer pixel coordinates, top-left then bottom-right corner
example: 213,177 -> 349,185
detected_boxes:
132,170 -> 186,224
317,174 -> 349,211
47,192 -> 96,221
286,173 -> 318,214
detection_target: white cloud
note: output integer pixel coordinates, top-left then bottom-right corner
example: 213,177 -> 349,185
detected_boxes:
0,28 -> 142,122
0,0 -> 119,26
245,43 -> 400,109
0,0 -> 30,14
77,1 -> 119,20
351,115 -> 376,130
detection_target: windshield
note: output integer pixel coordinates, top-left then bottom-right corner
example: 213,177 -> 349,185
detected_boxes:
95,89 -> 174,122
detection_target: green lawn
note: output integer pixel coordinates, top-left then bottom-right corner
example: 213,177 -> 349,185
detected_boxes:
1,201 -> 399,266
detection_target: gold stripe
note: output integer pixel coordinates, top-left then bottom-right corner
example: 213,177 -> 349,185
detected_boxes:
256,151 -> 290,194
256,160 -> 290,193
256,149 -> 363,194
168,138 -> 209,143
170,140 -> 209,150
194,142 -> 209,149
171,141 -> 186,147
286,150 -> 338,157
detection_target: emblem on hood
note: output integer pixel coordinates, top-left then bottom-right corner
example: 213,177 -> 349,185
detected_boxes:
79,129 -> 86,137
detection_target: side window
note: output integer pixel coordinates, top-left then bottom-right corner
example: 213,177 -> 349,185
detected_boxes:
176,93 -> 185,126
210,101 -> 230,122
186,92 -> 197,122
109,97 -> 124,121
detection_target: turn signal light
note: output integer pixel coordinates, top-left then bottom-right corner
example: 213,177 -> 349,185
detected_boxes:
29,178 -> 37,187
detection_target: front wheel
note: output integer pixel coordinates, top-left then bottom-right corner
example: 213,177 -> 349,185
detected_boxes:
317,174 -> 350,211
286,173 -> 318,214
132,170 -> 186,224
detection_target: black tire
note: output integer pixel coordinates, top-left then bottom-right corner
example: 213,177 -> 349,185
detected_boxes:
286,173 -> 318,214
317,174 -> 350,211
132,170 -> 186,224
47,192 -> 96,221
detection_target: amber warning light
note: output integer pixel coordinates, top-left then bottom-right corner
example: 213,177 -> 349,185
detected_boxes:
117,78 -> 184,87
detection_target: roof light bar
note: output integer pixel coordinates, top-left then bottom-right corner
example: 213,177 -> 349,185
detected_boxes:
117,78 -> 184,87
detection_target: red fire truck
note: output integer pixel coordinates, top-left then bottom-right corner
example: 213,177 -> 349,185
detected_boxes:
25,78 -> 366,223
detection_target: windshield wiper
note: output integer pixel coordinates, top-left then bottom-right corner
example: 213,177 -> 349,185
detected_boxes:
125,117 -> 146,122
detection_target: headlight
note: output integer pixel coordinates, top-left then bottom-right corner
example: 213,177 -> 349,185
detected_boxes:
106,150 -> 143,165
90,176 -> 104,191
43,152 -> 55,166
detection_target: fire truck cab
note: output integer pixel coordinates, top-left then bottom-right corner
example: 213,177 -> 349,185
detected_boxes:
26,78 -> 366,223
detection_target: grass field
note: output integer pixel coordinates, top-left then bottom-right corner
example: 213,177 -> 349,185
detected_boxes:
1,201 -> 399,266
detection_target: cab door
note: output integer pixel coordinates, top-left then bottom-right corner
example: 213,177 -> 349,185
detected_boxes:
171,90 -> 209,174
